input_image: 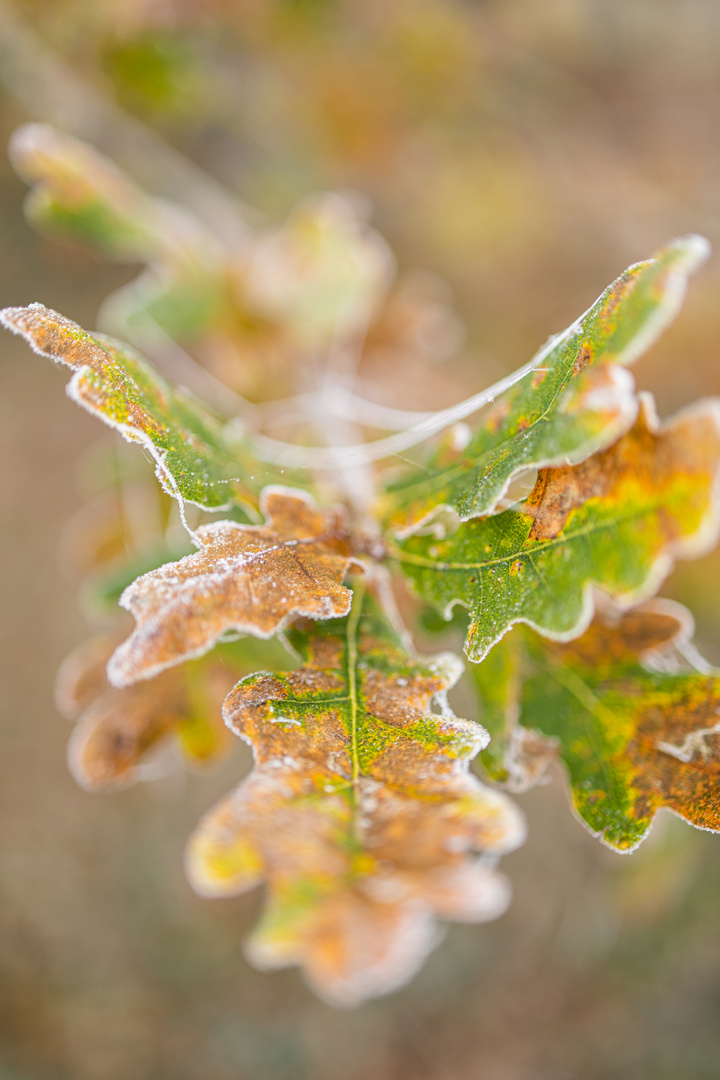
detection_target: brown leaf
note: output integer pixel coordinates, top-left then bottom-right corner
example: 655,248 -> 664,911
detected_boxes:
108,486 -> 357,687
60,634 -> 234,791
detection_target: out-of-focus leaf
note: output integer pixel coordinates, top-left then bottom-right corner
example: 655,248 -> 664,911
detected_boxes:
10,124 -> 215,264
0,304 -> 288,516
392,395 -> 720,662
10,125 -> 231,343
59,483 -> 195,615
9,128 -> 473,408
471,602 -> 720,851
239,192 -> 394,349
58,633 -> 232,790
108,487 -> 358,687
185,582 -> 524,1006
58,632 -> 291,791
380,237 -> 709,536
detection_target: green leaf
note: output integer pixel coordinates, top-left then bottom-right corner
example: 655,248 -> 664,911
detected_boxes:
0,303 -> 292,518
185,581 -> 525,1005
380,236 -> 709,537
391,395 -> 720,662
11,123 -> 183,262
470,603 -> 720,852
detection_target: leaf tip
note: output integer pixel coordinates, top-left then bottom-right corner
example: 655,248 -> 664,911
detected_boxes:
8,122 -> 58,174
672,232 -> 711,271
185,797 -> 265,898
0,302 -> 87,368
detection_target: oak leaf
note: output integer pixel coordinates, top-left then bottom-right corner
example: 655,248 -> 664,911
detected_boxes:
0,303 -> 288,517
471,601 -> 720,851
380,236 -> 709,536
108,487 -> 358,687
392,394 -> 720,662
185,584 -> 525,1006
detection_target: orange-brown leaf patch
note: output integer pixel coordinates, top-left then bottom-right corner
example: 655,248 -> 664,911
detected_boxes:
527,394 -> 720,543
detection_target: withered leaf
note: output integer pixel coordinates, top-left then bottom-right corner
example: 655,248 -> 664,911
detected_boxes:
0,303 -> 290,517
58,632 -> 292,791
108,487 -> 357,688
58,633 -> 234,791
392,394 -> 720,663
471,601 -> 720,851
185,582 -> 525,1006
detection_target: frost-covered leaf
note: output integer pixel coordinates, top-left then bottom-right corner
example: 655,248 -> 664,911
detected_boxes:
471,602 -> 720,851
0,303 -> 285,515
380,237 -> 709,537
108,487 -> 357,687
392,395 -> 720,662
185,583 -> 525,1006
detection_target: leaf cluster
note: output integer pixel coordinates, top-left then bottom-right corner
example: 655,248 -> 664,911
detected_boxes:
5,126 -> 720,1005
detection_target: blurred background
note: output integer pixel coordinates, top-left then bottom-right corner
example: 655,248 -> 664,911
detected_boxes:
2,1 -> 720,1077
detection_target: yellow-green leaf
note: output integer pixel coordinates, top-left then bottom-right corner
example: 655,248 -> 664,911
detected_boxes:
380,237 -> 709,537
0,303 -> 290,517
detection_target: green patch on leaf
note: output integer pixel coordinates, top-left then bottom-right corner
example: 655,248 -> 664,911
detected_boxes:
470,603 -> 720,851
